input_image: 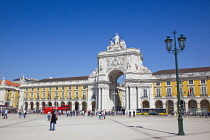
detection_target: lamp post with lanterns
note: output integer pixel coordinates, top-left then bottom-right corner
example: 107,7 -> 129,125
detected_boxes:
164,30 -> 186,135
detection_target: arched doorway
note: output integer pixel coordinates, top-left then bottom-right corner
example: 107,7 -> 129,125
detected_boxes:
155,100 -> 163,108
36,102 -> 39,111
30,102 -> 34,110
167,100 -> 174,114
42,102 -> 46,109
108,70 -> 124,111
143,100 -> 149,108
200,99 -> 210,112
92,101 -> 96,111
82,102 -> 87,111
68,102 -> 72,111
54,102 -> 58,107
75,102 -> 79,110
25,102 -> 28,110
48,102 -> 52,106
188,100 -> 197,108
180,100 -> 186,113
61,102 -> 65,106
5,102 -> 10,106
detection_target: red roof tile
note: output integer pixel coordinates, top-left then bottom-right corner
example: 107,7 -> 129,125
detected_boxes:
0,80 -> 20,87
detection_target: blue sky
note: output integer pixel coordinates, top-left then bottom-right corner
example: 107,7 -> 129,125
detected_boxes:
0,0 -> 210,81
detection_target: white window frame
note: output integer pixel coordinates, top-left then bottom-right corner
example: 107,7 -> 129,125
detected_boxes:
166,88 -> 172,97
156,88 -> 161,97
189,80 -> 194,84
201,86 -> 207,96
143,89 -> 148,97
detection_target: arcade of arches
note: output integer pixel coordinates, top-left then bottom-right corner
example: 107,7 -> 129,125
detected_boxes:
24,101 -> 89,111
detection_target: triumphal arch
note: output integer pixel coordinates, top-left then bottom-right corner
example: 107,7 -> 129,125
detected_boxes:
88,34 -> 154,111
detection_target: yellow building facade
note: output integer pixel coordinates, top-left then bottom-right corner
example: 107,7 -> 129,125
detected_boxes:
152,67 -> 210,114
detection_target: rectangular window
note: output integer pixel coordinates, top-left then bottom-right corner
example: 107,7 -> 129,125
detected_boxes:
201,87 -> 207,96
7,93 -> 10,100
56,87 -> 58,90
189,87 -> 194,96
37,88 -> 40,91
156,82 -> 160,86
143,89 -> 148,97
49,87 -> 52,90
156,89 -> 161,97
62,92 -> 64,99
83,86 -> 86,89
179,87 -> 183,96
166,88 -> 171,97
83,91 -> 86,98
55,93 -> 58,98
43,88 -> 45,91
48,93 -> 51,99
68,92 -> 71,99
69,86 -> 71,90
31,93 -> 33,98
31,88 -> 34,91
75,92 -> 79,99
166,81 -> 171,85
25,93 -> 28,99
189,80 -> 194,84
62,87 -> 65,90
43,93 -> 45,99
179,81 -> 182,84
26,88 -> 28,91
76,86 -> 79,89
201,80 -> 206,84
37,93 -> 39,98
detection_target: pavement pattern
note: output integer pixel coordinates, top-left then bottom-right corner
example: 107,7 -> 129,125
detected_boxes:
0,114 -> 210,140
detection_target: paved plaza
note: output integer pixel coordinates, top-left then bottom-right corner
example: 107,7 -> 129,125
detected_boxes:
0,114 -> 210,140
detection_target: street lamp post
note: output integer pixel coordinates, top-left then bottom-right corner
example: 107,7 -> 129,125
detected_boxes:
164,30 -> 186,135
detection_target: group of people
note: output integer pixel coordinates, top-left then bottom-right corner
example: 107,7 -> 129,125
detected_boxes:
18,109 -> 27,118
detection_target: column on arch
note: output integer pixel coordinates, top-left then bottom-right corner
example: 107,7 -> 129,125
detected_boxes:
125,86 -> 130,110
72,101 -> 75,111
98,87 -> 102,110
102,85 -> 110,110
130,86 -> 137,110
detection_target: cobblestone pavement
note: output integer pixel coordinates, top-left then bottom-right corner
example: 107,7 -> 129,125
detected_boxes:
0,114 -> 210,140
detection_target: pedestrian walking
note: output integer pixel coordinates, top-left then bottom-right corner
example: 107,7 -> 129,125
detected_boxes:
23,109 -> 27,118
4,109 -> 8,119
49,111 -> 57,131
18,109 -> 22,118
133,111 -> 135,117
129,111 -> 131,117
47,112 -> 51,121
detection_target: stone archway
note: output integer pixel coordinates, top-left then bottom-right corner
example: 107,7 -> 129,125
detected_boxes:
42,102 -> 46,109
61,102 -> 65,106
167,100 -> 174,114
90,34 -> 152,111
82,101 -> 87,111
25,102 -> 28,110
75,102 -> 79,111
188,100 -> 197,108
92,101 -> 96,111
143,100 -> 149,108
5,102 -> 10,106
48,102 -> 52,106
155,100 -> 163,108
54,102 -> 58,107
200,99 -> 210,112
36,102 -> 39,111
68,102 -> 72,111
30,102 -> 34,110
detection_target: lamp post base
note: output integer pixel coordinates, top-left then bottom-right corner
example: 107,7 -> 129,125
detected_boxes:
178,117 -> 185,135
